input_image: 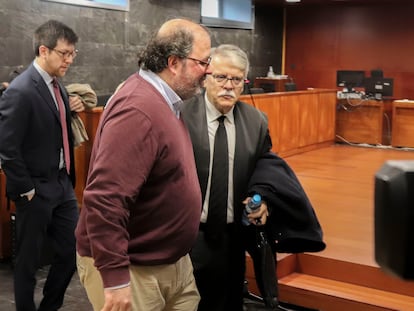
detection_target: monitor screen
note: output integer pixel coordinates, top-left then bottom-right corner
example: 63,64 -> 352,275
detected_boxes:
336,70 -> 365,92
364,77 -> 394,99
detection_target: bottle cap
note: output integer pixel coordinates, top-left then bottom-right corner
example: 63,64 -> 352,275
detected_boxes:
252,194 -> 261,203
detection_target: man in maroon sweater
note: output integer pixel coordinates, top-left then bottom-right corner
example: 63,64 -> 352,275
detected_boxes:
75,18 -> 211,311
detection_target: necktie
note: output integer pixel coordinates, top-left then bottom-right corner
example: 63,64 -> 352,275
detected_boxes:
52,78 -> 70,174
207,115 -> 229,239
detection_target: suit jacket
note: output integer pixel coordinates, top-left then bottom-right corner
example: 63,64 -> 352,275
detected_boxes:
0,63 -> 76,200
181,93 -> 271,226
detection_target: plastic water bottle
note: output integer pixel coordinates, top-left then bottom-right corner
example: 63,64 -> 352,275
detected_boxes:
267,66 -> 276,78
242,194 -> 262,226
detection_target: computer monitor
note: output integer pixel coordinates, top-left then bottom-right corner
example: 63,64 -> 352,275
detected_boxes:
370,69 -> 384,79
375,160 -> 414,280
364,77 -> 394,100
336,70 -> 366,93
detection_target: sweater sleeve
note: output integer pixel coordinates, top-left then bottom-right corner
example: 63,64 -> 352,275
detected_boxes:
82,103 -> 157,288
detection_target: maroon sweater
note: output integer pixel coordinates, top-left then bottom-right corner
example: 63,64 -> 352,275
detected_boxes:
75,73 -> 202,288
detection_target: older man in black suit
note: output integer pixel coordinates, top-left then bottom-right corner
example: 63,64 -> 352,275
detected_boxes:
0,20 -> 84,311
181,44 -> 272,311
182,44 -> 325,311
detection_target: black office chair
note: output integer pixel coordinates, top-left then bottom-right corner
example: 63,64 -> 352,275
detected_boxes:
259,83 -> 276,93
249,87 -> 265,94
284,82 -> 297,92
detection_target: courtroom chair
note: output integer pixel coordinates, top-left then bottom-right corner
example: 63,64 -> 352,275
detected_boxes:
249,87 -> 265,94
259,83 -> 275,93
284,82 -> 297,92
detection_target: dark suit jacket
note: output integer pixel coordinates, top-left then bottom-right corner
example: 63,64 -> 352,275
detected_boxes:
181,93 -> 271,226
0,63 -> 76,200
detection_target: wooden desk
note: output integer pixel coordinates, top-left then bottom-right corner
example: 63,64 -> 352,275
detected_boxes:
336,99 -> 392,145
240,89 -> 337,157
254,77 -> 290,92
391,100 -> 414,148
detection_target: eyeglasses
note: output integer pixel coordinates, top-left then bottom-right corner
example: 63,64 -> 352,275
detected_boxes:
49,48 -> 78,59
210,74 -> 246,87
186,56 -> 211,68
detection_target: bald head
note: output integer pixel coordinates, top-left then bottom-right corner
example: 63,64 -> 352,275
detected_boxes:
158,18 -> 209,38
138,18 -> 210,73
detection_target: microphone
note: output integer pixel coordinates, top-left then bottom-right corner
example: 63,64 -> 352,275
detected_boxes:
243,78 -> 257,108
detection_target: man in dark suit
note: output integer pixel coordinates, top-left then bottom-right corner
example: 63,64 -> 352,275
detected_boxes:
181,44 -> 272,311
0,20 -> 82,311
182,44 -> 325,311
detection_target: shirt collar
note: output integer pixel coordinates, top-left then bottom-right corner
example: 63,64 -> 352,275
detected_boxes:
33,60 -> 54,85
139,69 -> 182,118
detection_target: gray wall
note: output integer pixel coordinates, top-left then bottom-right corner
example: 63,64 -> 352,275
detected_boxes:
0,0 -> 283,96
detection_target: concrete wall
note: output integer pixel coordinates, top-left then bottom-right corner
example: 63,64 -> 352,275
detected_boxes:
0,0 -> 283,96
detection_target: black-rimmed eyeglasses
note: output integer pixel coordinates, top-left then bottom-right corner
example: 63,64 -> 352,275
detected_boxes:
49,47 -> 78,59
210,74 -> 246,87
186,56 -> 211,68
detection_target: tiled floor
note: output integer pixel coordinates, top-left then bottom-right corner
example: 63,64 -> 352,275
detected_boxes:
0,260 -> 92,311
0,259 -> 311,311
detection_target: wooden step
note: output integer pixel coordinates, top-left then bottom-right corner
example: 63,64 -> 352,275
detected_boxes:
279,272 -> 414,311
245,253 -> 414,310
296,254 -> 414,297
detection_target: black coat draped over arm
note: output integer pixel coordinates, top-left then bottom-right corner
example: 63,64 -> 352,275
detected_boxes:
247,151 -> 326,253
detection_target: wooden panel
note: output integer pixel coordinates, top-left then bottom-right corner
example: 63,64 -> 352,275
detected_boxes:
391,101 -> 414,148
318,92 -> 337,143
240,89 -> 337,157
279,95 -> 300,153
241,94 -> 281,153
279,272 -> 414,311
336,100 -> 384,144
253,95 -> 281,153
74,107 -> 103,207
297,254 -> 414,297
284,4 -> 414,99
299,93 -> 318,147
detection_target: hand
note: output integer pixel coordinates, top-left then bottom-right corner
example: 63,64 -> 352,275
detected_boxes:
26,193 -> 35,201
242,198 -> 269,226
101,286 -> 132,311
69,94 -> 85,112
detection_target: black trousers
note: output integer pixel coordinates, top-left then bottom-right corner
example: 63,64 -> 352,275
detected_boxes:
190,224 -> 245,311
13,170 -> 78,311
